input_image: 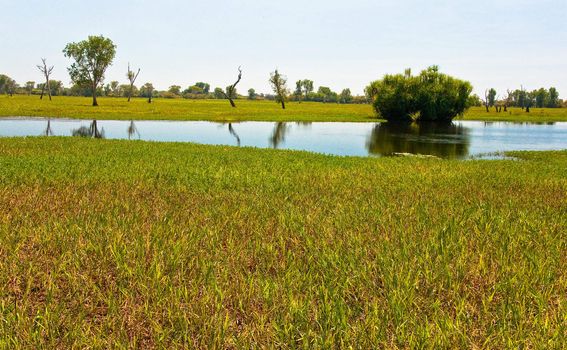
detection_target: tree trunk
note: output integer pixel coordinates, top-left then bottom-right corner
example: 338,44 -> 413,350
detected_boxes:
47,80 -> 52,101
128,83 -> 133,102
485,104 -> 489,112
148,95 -> 152,103
40,85 -> 45,100
92,84 -> 98,106
228,98 -> 236,107
504,105 -> 507,112
281,100 -> 286,109
526,105 -> 530,113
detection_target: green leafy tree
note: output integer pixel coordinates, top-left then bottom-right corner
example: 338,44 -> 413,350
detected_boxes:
269,69 -> 289,109
195,82 -> 210,94
25,81 -> 35,95
168,85 -> 181,95
548,87 -> 559,108
535,88 -> 548,108
487,88 -> 497,107
367,66 -> 472,122
339,88 -> 353,104
63,35 -> 116,106
301,79 -> 314,100
213,87 -> 224,99
140,82 -> 154,103
248,88 -> 257,100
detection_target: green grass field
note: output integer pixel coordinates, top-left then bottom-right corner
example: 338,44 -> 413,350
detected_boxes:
1,95 -> 567,122
1,137 -> 565,348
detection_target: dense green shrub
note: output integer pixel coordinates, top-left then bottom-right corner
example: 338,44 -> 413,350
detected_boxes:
367,66 -> 472,122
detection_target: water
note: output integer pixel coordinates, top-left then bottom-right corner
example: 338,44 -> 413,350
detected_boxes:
0,117 -> 566,159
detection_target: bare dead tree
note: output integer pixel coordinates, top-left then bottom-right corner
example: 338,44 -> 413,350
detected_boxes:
483,89 -> 490,112
37,58 -> 54,101
503,89 -> 512,112
220,66 -> 242,107
126,63 -> 140,102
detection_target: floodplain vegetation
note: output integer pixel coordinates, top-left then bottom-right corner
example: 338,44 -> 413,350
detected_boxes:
1,95 -> 567,122
0,137 -> 565,348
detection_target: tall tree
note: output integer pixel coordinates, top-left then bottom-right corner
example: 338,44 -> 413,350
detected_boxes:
37,58 -> 54,100
126,63 -> 140,102
140,83 -> 154,103
63,35 -> 116,106
339,88 -> 353,104
294,81 -> 303,102
301,79 -> 314,100
220,67 -> 242,107
269,69 -> 288,109
25,81 -> 35,95
548,87 -> 559,108
487,88 -> 497,107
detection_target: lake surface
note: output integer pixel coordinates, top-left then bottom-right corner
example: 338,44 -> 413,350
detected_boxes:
1,118 -> 566,159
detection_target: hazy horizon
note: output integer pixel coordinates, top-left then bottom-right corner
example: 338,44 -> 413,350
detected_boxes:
2,0 -> 566,98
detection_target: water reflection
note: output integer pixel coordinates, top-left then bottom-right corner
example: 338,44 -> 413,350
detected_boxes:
1,118 -> 565,158
72,120 -> 105,138
367,122 -> 470,158
43,119 -> 53,136
127,120 -> 140,140
270,122 -> 289,149
227,123 -> 241,146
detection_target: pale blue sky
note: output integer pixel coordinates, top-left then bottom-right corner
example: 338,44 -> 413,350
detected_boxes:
2,0 -> 566,97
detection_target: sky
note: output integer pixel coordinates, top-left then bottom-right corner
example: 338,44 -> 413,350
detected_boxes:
1,0 -> 566,97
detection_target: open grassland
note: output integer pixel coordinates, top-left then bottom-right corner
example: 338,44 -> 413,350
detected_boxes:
1,95 -> 567,122
0,137 -> 565,348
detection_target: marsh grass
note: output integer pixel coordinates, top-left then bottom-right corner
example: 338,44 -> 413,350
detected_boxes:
1,95 -> 567,122
0,138 -> 565,348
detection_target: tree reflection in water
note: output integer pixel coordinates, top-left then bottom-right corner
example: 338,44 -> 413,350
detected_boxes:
366,122 -> 470,158
43,118 -> 53,136
127,120 -> 140,140
228,123 -> 241,146
72,120 -> 105,138
270,122 -> 289,149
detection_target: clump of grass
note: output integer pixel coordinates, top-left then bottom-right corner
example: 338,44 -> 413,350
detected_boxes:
0,137 -> 565,348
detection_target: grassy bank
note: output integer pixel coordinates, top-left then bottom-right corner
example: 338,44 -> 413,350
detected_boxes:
0,137 -> 565,348
1,95 -> 567,122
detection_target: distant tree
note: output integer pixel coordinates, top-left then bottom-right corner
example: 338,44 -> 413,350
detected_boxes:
195,82 -> 210,94
339,88 -> 353,104
269,69 -> 288,109
126,63 -> 140,102
140,83 -> 154,103
466,94 -> 482,107
63,35 -> 116,106
548,87 -> 559,108
534,88 -> 548,108
220,67 -> 242,107
294,81 -> 303,102
109,81 -> 120,96
168,85 -> 181,95
247,88 -> 257,100
213,87 -> 224,99
25,81 -> 35,95
37,58 -> 54,100
487,88 -> 497,107
0,75 -> 17,96
301,79 -> 314,100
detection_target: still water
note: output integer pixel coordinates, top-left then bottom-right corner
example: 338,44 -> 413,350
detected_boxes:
0,118 -> 566,159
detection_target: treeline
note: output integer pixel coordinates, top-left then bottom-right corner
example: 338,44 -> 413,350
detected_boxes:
0,73 -> 366,104
467,87 -> 565,110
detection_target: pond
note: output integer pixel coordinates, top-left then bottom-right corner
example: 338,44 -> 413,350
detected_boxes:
1,118 -> 566,159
